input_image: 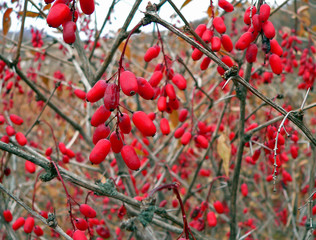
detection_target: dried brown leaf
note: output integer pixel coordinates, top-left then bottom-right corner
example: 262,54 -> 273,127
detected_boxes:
217,134 -> 231,176
3,8 -> 13,36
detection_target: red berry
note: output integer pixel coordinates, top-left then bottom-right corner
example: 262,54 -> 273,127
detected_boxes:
25,161 -> 36,173
74,89 -> 86,100
270,39 -> 283,56
241,183 -> 248,197
179,109 -> 189,122
110,132 -> 124,153
121,145 -> 141,170
103,83 -> 120,111
174,127 -> 185,139
96,225 -> 111,238
191,48 -> 203,61
137,77 -> 155,100
181,132 -> 192,145
47,4 -> 71,28
262,21 -> 275,39
132,111 -> 156,137
15,132 -> 27,146
73,230 -> 88,240
149,71 -> 163,87
141,182 -> 151,193
9,114 -> 23,125
34,225 -> 44,236
12,217 -> 25,231
213,17 -> 226,34
290,145 -> 298,159
91,105 -> 111,127
63,21 -> 76,44
207,211 -> 217,227
195,24 -> 207,37
244,6 -> 257,25
218,0 -> 234,12
118,113 -> 132,134
217,55 -> 234,75
221,34 -> 233,52
252,14 -> 262,32
235,32 -> 253,50
259,4 -> 270,22
75,218 -> 88,231
269,54 -> 283,75
59,142 -> 67,154
157,96 -> 167,112
213,200 -> 224,214
195,135 -> 208,149
200,57 -> 212,70
0,114 -> 5,125
202,29 -> 213,43
160,118 -> 170,135
79,0 -> 95,15
246,43 -> 258,63
120,71 -> 138,96
165,83 -> 176,100
144,47 -> 159,62
6,125 -> 15,136
79,204 -> 96,218
86,80 -> 108,103
211,36 -> 221,52
0,135 -> 10,144
24,217 -> 35,233
89,139 -> 111,164
66,148 -> 75,158
172,74 -> 187,90
3,210 -> 13,222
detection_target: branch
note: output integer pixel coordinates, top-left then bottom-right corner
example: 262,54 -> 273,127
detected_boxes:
0,182 -> 72,240
89,0 -> 118,61
93,0 -> 143,85
14,0 -> 28,63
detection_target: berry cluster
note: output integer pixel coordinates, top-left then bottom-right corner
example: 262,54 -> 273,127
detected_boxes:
46,0 -> 95,44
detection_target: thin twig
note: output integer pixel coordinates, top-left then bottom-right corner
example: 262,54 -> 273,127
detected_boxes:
14,0 -> 28,63
0,182 -> 72,240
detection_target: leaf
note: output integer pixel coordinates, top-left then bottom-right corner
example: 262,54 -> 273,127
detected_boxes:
3,8 -> 12,36
217,134 -> 231,176
180,0 -> 192,9
169,110 -> 179,129
18,11 -> 40,18
43,4 -> 51,11
207,6 -> 213,18
40,76 -> 49,87
118,40 -> 131,59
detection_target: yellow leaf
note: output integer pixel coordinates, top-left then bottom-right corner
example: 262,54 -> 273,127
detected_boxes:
3,8 -> 12,36
118,40 -> 131,59
180,0 -> 192,9
40,76 -> 49,87
18,11 -> 40,18
207,6 -> 213,18
217,134 -> 231,176
43,3 -> 51,11
169,110 -> 179,129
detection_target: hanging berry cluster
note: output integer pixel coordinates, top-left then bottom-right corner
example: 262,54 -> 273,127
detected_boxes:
45,0 -> 95,44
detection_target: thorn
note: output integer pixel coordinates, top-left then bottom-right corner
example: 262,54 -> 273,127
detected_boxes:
222,78 -> 231,89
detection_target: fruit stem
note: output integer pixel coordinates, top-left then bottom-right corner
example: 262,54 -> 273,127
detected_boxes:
149,182 -> 192,239
118,21 -> 143,90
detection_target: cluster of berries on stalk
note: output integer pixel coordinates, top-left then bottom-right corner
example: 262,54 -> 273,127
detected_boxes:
45,0 -> 95,44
